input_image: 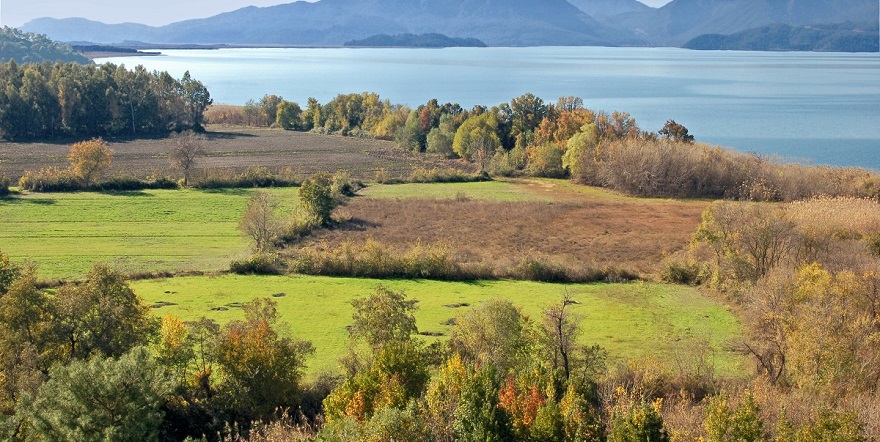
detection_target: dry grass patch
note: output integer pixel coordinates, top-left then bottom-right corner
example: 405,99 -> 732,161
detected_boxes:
300,182 -> 708,275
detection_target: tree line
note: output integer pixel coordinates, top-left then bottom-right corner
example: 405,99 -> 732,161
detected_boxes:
207,92 -> 879,202
0,60 -> 211,140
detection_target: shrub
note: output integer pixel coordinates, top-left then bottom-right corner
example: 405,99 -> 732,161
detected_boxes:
508,257 -> 571,282
408,167 -> 485,183
291,240 -> 472,280
608,395 -> 669,442
18,166 -> 80,192
527,143 -> 566,178
229,253 -> 282,275
660,258 -> 708,285
299,174 -> 336,226
0,174 -> 9,197
194,166 -> 298,189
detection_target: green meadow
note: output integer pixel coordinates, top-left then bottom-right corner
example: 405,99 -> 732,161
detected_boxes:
0,180 -> 573,279
359,180 -> 552,201
130,275 -> 747,378
0,187 -> 299,279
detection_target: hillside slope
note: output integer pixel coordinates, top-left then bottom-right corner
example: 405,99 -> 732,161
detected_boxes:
610,0 -> 879,45
22,0 -> 644,47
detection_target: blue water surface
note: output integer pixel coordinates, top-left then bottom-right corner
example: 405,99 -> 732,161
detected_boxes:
97,47 -> 880,169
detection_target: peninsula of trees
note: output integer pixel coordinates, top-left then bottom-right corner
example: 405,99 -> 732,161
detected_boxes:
0,26 -> 89,64
344,33 -> 486,48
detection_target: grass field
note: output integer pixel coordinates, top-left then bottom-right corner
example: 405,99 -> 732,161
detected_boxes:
0,187 -> 299,279
1,178 -> 708,279
130,274 -> 747,378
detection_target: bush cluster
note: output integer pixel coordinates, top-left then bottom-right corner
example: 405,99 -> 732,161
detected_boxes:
570,137 -> 880,201
192,166 -> 299,189
18,168 -> 177,192
0,174 -> 10,197
230,253 -> 284,275
292,239 -> 468,280
290,241 -> 640,283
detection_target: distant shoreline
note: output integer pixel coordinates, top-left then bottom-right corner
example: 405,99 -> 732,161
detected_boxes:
84,51 -> 161,59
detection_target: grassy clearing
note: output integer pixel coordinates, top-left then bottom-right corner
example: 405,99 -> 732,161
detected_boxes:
0,187 -> 299,279
360,180 -> 552,202
130,275 -> 746,378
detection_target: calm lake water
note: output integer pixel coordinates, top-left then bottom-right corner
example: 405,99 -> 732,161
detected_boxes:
97,47 -> 880,169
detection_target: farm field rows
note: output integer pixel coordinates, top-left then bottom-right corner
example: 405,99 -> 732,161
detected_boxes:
130,274 -> 747,378
0,125 -> 464,182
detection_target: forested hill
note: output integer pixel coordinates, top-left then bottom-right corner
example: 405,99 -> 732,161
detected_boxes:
19,0 -> 880,51
0,26 -> 90,64
684,22 -> 880,52
21,0 -> 643,47
608,0 -> 879,46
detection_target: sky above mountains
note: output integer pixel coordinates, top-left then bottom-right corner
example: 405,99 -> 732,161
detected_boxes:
1,0 -> 670,27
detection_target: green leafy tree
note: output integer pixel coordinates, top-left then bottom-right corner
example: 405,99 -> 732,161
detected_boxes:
258,94 -> 283,126
275,100 -> 303,130
0,250 -> 21,296
454,365 -> 513,442
0,271 -> 48,413
52,263 -> 155,361
299,173 -> 336,226
324,286 -> 428,422
609,397 -> 668,442
453,112 -> 502,171
22,347 -> 175,442
180,71 -> 212,131
527,143 -> 565,178
450,299 -> 531,377
215,298 -> 314,422
659,119 -> 694,143
704,393 -> 766,442
562,123 -> 600,180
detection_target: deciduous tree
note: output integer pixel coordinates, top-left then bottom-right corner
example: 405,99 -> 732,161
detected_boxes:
169,130 -> 207,186
67,138 -> 111,186
239,190 -> 281,253
299,174 -> 336,226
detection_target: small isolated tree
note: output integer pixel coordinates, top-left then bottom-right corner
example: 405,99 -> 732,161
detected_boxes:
239,190 -> 281,253
67,138 -> 111,186
659,119 -> 694,143
169,130 -> 207,186
299,174 -> 335,226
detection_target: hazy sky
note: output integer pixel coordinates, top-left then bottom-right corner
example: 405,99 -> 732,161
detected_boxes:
1,0 -> 673,28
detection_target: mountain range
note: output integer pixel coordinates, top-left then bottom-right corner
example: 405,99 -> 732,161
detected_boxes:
20,0 -> 880,49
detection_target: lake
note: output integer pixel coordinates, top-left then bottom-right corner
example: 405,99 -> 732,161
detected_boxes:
97,47 -> 880,169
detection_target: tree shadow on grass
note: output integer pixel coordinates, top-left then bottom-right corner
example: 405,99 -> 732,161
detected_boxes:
98,190 -> 153,197
195,187 -> 251,196
205,131 -> 259,140
0,195 -> 56,205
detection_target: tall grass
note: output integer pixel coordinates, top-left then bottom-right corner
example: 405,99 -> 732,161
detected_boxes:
290,240 -> 639,283
572,138 -> 880,201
